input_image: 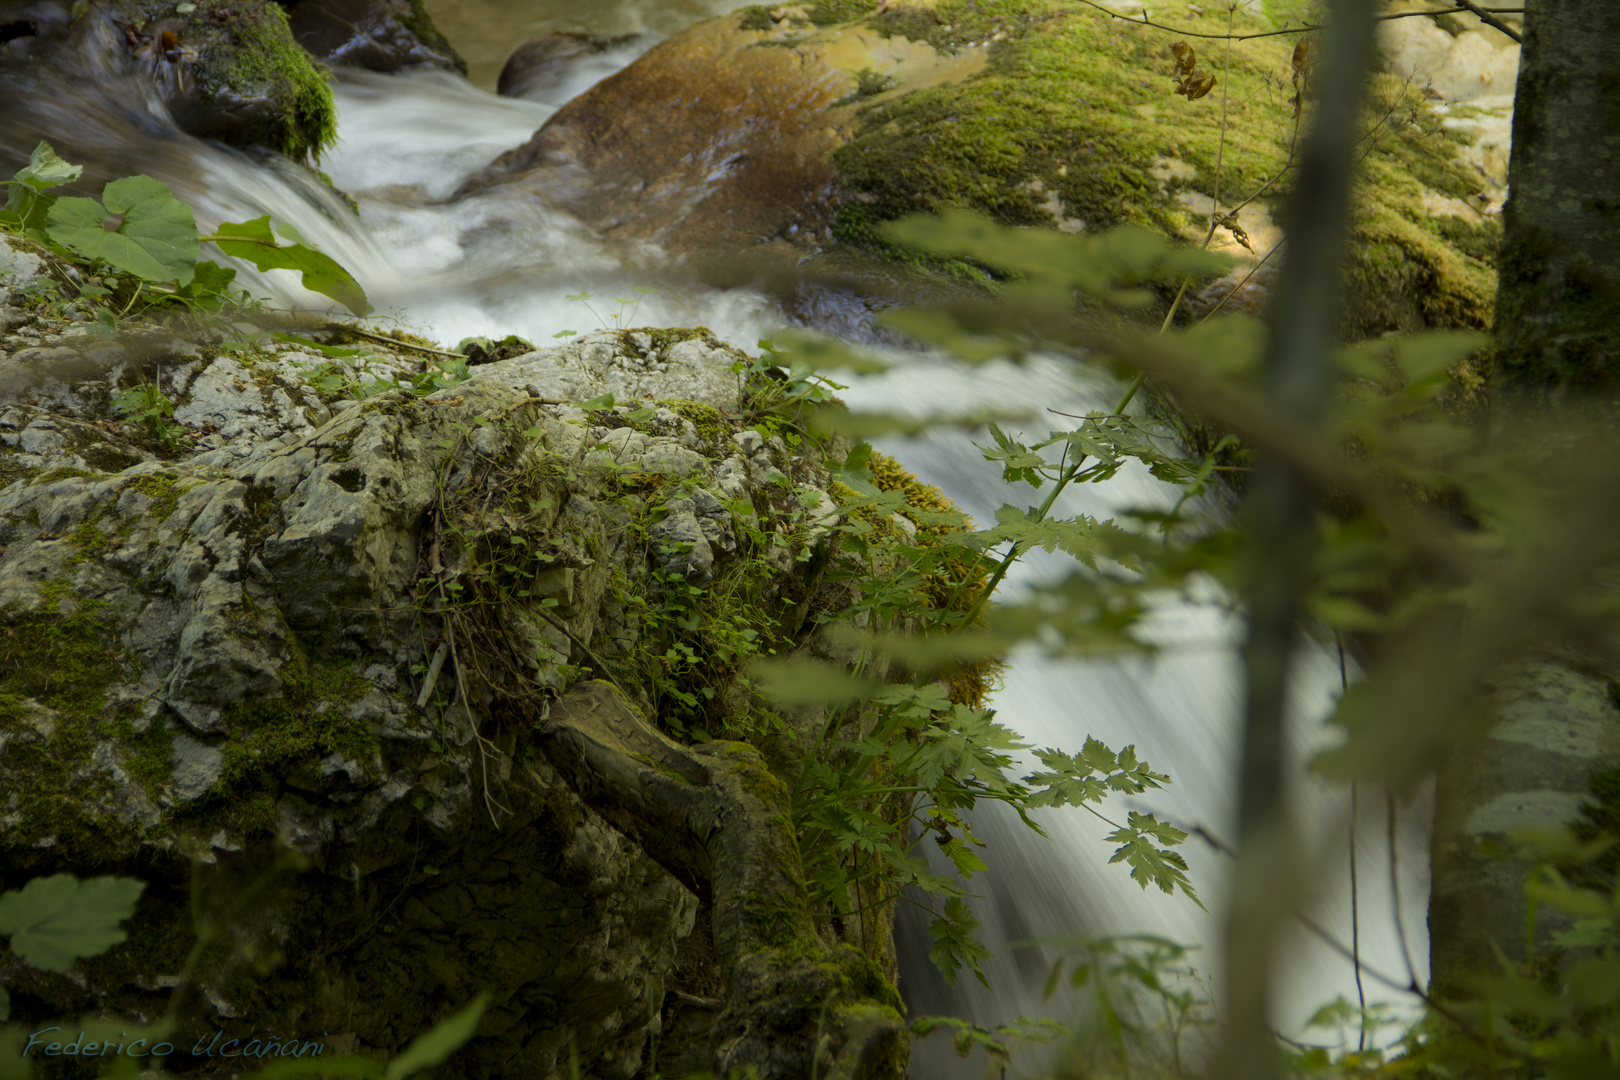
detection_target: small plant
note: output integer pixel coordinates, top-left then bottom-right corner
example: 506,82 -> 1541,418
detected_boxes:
0,141 -> 370,320
112,382 -> 190,452
564,285 -> 659,331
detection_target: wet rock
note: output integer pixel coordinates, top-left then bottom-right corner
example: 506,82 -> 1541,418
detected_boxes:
456,14 -> 984,255
0,0 -> 336,168
496,32 -> 635,103
282,0 -> 466,75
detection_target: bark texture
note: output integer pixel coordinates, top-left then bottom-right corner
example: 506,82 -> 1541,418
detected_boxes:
1430,0 -> 1620,994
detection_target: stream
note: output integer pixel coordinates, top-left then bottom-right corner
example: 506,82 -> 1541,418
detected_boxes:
1,0 -> 1445,1072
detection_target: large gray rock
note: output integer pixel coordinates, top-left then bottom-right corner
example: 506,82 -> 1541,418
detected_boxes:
0,296 -> 856,1079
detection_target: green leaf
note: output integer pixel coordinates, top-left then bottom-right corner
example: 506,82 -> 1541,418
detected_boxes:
382,995 -> 489,1080
247,1057 -> 385,1079
929,898 -> 992,988
5,141 -> 83,231
1104,813 -> 1203,909
580,392 -> 616,412
14,141 -> 82,191
46,176 -> 199,284
0,874 -> 145,972
1392,329 -> 1488,386
209,215 -> 371,315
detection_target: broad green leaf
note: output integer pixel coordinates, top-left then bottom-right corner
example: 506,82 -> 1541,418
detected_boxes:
0,1026 -> 29,1080
14,141 -> 82,191
5,141 -> 83,230
769,329 -> 892,374
210,215 -> 371,315
382,995 -> 488,1080
579,392 -> 616,411
0,874 -> 145,972
46,176 -> 199,284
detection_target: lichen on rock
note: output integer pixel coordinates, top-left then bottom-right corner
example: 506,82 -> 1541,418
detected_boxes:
0,251 -> 924,1076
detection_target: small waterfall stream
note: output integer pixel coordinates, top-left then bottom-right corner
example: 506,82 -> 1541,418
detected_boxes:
1,3 -> 1466,1070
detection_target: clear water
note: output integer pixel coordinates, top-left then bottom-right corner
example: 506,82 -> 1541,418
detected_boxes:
1,7 -> 1434,1074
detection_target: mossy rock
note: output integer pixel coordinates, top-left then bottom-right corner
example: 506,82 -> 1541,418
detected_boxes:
129,0 -> 338,164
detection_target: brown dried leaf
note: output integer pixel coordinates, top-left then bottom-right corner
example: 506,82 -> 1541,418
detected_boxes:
1184,71 -> 1216,100
1292,39 -> 1309,76
1172,41 -> 1197,79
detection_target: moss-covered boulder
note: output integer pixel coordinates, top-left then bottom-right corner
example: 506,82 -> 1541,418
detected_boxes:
460,0 -> 1508,338
0,254 -> 927,1076
0,0 -> 336,169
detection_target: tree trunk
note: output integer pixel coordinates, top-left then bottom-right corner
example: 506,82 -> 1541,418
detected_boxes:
539,680 -> 909,1080
1429,0 -> 1620,995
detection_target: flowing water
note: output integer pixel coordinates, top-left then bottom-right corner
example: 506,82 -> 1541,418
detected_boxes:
0,3 -> 1456,1073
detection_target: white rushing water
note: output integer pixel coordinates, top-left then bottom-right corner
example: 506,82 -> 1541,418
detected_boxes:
310,68 -> 1436,1068
3,8 -> 1445,1073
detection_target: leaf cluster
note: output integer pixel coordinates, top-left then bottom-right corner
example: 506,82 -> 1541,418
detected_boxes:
0,142 -> 370,325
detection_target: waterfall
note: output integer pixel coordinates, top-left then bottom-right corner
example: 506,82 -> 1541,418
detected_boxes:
305,72 -> 1434,1069
2,12 -> 1446,1074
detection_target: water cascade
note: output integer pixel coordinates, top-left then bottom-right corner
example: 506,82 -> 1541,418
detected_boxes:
2,0 -> 1524,1069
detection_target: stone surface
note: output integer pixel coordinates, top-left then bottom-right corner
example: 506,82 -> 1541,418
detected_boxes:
0,279 -> 862,1078
455,13 -> 985,254
284,0 -> 466,75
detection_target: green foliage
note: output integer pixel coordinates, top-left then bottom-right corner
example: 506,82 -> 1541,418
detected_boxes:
211,216 -> 371,316
0,874 -> 144,973
46,175 -> 201,285
0,142 -> 369,318
112,382 -> 190,452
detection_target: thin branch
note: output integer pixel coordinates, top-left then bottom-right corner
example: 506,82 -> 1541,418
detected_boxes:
1449,0 -> 1522,43
1070,0 -> 1522,43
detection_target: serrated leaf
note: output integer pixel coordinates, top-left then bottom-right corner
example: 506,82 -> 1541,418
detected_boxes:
1105,812 -> 1203,909
0,874 -> 145,972
210,215 -> 371,315
929,898 -> 992,988
46,175 -> 199,284
382,995 -> 488,1080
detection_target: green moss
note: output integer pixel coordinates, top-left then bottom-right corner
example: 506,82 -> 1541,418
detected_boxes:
0,580 -> 143,855
737,6 -> 776,31
394,0 -> 468,76
831,0 -> 1493,333
125,473 -> 196,523
31,466 -> 92,484
216,637 -> 379,794
143,0 -> 338,164
661,399 -> 733,454
808,0 -> 879,25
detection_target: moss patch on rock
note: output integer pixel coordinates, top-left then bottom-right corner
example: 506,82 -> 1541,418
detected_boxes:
826,0 -> 1498,331
132,0 -> 338,164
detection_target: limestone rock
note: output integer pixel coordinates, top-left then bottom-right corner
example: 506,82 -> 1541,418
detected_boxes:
0,304 -> 851,1079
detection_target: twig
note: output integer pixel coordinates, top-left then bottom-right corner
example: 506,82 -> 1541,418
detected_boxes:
1071,0 -> 1523,43
321,322 -> 466,359
1387,791 -> 1420,990
1450,0 -> 1522,43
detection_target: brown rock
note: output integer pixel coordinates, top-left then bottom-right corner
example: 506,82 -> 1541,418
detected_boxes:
456,14 -> 984,257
